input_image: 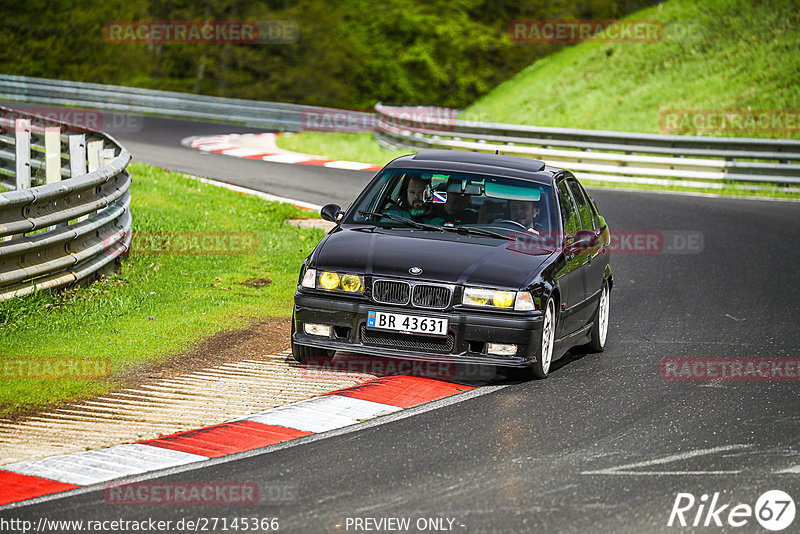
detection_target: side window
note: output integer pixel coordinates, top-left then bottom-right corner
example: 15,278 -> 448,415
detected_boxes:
557,180 -> 581,236
567,178 -> 595,231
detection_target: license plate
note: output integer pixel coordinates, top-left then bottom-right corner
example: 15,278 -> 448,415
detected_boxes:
366,311 -> 448,337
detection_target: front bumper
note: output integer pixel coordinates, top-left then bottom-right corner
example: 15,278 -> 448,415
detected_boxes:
293,290 -> 544,368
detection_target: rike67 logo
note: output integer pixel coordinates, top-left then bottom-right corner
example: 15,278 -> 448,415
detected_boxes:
668,490 -> 795,531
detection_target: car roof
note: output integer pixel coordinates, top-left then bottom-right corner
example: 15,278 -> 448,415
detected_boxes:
385,149 -> 562,185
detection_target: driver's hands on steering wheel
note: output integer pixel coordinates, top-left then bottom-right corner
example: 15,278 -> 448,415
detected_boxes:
493,218 -> 541,235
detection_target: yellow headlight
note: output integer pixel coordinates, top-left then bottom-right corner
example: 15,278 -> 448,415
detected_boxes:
340,274 -> 363,292
319,271 -> 340,290
463,288 -> 493,306
493,291 -> 515,308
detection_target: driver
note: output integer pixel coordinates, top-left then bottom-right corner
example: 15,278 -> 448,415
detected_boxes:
509,199 -> 544,234
385,175 -> 437,221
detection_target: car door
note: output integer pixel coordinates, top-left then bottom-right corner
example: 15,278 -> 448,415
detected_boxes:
567,177 -> 607,321
554,177 -> 588,337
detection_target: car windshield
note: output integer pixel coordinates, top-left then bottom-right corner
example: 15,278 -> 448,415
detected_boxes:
346,168 -> 557,239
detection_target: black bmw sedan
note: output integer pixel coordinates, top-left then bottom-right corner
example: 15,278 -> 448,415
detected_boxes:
292,149 -> 612,379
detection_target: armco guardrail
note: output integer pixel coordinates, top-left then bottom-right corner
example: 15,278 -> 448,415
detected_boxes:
374,104 -> 800,189
5,75 -> 798,188
0,106 -> 131,301
0,74 -> 373,131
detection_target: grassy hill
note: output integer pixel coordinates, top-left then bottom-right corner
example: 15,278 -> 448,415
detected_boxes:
465,0 -> 800,137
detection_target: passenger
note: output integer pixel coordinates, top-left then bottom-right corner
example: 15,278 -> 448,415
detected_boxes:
437,192 -> 478,225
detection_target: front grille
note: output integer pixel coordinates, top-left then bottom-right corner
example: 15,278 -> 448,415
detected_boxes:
373,280 -> 410,305
412,284 -> 452,308
360,325 -> 454,353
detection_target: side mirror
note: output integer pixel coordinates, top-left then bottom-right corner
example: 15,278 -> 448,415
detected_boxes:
566,229 -> 599,254
320,203 -> 343,223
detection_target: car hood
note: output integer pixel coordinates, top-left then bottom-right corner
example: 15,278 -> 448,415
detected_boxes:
313,227 -> 552,289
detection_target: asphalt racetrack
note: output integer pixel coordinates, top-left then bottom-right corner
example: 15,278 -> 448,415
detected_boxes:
2,113 -> 800,532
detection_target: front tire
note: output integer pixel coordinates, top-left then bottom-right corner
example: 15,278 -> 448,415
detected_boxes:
531,297 -> 556,379
587,281 -> 609,352
291,318 -> 335,363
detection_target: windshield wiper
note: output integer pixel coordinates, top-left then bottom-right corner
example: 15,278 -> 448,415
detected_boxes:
357,211 -> 443,232
445,225 -> 508,240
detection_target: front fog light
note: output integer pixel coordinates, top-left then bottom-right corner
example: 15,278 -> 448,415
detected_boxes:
319,271 -> 340,290
487,343 -> 517,356
304,323 -> 332,337
301,268 -> 316,288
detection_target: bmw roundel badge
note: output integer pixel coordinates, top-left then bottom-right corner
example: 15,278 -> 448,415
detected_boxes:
409,266 -> 423,275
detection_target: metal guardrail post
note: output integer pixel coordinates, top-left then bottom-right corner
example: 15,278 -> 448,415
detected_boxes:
87,140 -> 103,173
15,119 -> 31,190
69,135 -> 87,178
44,126 -> 61,184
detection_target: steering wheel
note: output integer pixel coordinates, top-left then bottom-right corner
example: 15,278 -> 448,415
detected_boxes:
384,198 -> 404,210
493,219 -> 529,230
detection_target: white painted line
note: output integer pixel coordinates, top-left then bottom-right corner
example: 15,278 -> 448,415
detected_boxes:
183,175 -> 324,211
3,444 -> 208,485
776,465 -> 800,474
220,147 -> 269,157
242,395 -> 400,433
581,444 -> 751,476
196,143 -> 235,152
324,160 -> 372,170
303,394 -> 402,419
191,137 -> 227,146
244,404 -> 359,433
110,444 -> 209,466
5,457 -> 125,485
261,153 -> 315,164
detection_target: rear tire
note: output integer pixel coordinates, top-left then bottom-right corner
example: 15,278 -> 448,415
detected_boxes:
531,297 -> 556,379
587,281 -> 609,352
291,318 -> 335,363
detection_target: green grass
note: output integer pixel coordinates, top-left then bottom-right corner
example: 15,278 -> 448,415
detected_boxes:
0,162 -> 325,417
277,132 -> 409,166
